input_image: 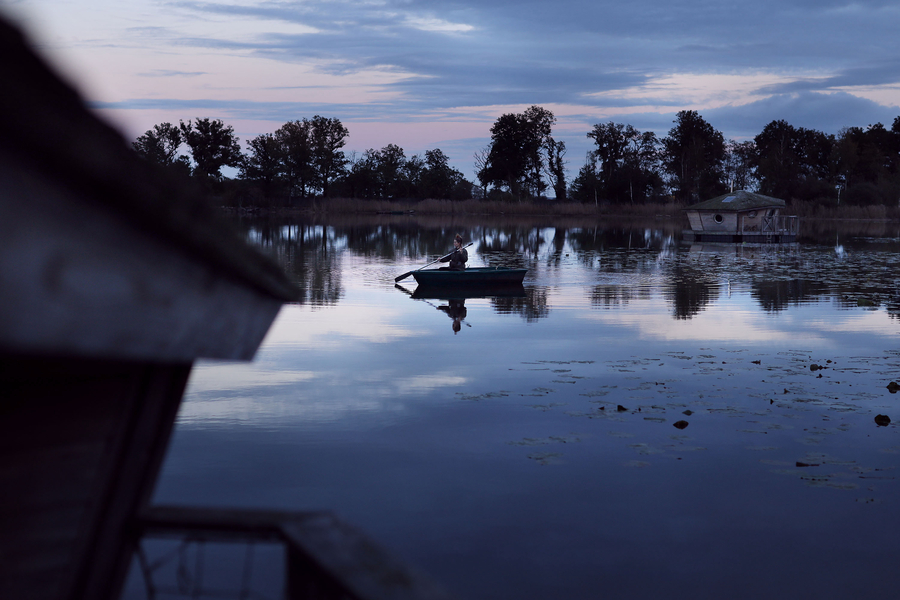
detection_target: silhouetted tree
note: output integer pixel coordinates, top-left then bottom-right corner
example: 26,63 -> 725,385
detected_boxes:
241,133 -> 283,198
480,105 -> 556,200
132,122 -> 190,175
179,118 -> 242,179
545,138 -> 567,201
833,123 -> 900,205
569,154 -> 602,204
308,115 -> 349,197
723,140 -> 757,192
587,122 -> 661,203
755,119 -> 834,202
662,111 -> 726,202
275,119 -> 315,197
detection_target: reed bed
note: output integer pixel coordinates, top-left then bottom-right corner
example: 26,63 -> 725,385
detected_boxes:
791,200 -> 900,221
271,197 -> 900,226
306,197 -> 688,218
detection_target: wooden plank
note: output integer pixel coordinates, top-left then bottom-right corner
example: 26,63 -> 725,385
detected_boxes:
0,356 -> 189,600
0,146 -> 284,363
281,516 -> 456,600
71,363 -> 191,600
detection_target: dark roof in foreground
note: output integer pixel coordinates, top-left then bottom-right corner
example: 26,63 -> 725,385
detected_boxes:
0,15 -> 298,303
686,190 -> 786,212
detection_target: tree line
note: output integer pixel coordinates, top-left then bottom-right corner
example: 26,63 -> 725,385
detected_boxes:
133,108 -> 900,207
569,110 -> 900,207
132,117 -> 474,203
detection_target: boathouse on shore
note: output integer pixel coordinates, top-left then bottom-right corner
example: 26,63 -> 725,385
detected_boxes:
1,13 -> 454,600
683,190 -> 799,243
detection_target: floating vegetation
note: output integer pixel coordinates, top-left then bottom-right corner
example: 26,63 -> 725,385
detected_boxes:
457,390 -> 510,401
526,403 -> 567,411
509,434 -> 580,447
527,452 -> 563,465
629,443 -> 665,455
492,349 -> 900,498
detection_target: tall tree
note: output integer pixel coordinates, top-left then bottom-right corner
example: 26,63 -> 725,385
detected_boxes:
588,122 -> 630,198
833,123 -> 900,205
545,138 -> 567,201
275,119 -> 314,197
522,105 -> 555,198
309,115 -> 349,197
755,119 -> 834,201
403,154 -> 426,199
662,111 -> 726,202
240,133 -> 283,198
473,146 -> 490,198
569,153 -> 601,204
480,105 -> 557,200
723,140 -> 757,192
587,122 -> 660,204
132,123 -> 189,173
179,118 -> 242,179
421,149 -> 453,199
375,144 -> 407,199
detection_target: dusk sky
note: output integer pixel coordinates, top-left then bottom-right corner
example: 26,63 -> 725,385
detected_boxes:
6,0 -> 900,179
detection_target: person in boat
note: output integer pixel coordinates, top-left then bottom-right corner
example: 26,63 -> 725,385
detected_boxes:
439,234 -> 468,271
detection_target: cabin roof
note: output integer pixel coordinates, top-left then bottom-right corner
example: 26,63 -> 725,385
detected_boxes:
0,16 -> 297,303
686,190 -> 786,212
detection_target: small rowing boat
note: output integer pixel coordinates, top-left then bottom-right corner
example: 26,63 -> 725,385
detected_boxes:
411,267 -> 528,287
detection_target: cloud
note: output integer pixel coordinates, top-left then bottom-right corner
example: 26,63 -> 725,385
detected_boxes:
19,0 -> 900,177
138,69 -> 208,77
703,91 -> 900,138
147,0 -> 900,116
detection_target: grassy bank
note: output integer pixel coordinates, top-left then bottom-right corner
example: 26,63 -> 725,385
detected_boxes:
280,197 -> 689,218
252,197 -> 900,221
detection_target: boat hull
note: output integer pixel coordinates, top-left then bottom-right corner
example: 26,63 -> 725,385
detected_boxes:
411,267 -> 527,287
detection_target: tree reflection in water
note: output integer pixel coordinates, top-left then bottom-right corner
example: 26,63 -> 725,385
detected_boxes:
231,212 -> 900,320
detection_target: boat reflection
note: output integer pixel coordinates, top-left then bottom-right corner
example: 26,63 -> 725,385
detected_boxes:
410,283 -> 526,300
396,283 -> 527,334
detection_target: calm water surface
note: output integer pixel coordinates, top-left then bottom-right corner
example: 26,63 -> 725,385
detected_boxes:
150,217 -> 900,599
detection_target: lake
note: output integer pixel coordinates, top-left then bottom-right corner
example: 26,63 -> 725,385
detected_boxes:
140,215 -> 900,599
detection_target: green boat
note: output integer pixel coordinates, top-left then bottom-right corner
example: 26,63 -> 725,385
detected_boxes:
411,267 -> 528,287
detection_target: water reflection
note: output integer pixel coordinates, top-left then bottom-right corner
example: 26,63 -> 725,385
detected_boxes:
234,213 -> 900,322
397,281 -> 544,330
438,299 -> 467,334
161,213 -> 900,599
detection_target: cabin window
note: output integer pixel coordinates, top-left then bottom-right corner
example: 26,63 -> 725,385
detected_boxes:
714,214 -> 724,223
747,210 -> 757,218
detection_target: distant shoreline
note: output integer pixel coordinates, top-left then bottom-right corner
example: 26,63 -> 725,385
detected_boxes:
222,197 -> 900,223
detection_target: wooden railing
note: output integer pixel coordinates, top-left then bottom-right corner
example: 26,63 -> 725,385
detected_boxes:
760,215 -> 798,235
133,506 -> 456,600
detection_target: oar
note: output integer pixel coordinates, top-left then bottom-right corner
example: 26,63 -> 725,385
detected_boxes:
394,243 -> 473,282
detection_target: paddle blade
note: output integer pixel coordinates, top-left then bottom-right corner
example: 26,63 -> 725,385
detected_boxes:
394,271 -> 414,282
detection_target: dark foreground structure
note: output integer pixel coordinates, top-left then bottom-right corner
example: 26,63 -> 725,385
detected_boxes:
0,14 -> 454,600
